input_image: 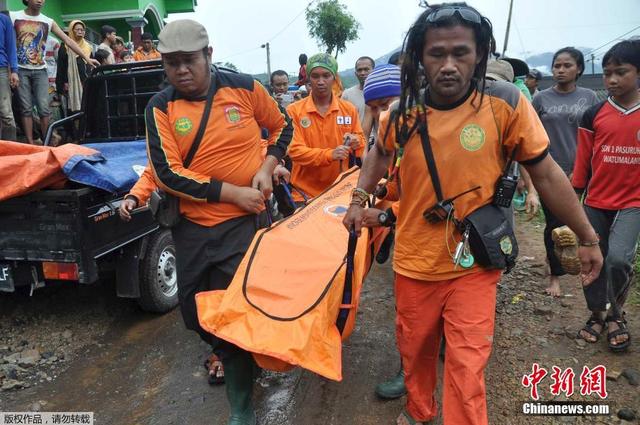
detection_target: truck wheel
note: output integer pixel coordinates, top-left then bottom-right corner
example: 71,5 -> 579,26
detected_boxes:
137,230 -> 179,313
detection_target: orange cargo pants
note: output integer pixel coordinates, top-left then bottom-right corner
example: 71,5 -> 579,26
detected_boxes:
395,269 -> 502,425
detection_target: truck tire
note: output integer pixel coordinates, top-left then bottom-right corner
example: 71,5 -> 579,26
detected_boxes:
137,230 -> 179,313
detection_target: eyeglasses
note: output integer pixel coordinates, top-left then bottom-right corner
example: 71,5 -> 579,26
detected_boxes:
426,5 -> 483,25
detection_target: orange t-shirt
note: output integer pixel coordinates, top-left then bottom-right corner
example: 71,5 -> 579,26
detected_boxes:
379,81 -> 549,281
129,139 -> 270,207
146,72 -> 292,227
133,47 -> 161,62
287,94 -> 364,200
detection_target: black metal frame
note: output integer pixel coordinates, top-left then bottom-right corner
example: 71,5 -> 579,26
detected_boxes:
82,60 -> 167,143
43,111 -> 84,146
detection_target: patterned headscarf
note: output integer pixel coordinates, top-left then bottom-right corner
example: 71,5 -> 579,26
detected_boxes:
307,53 -> 338,76
67,20 -> 92,58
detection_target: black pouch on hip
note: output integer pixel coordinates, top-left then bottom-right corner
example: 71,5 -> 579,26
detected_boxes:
462,204 -> 518,273
149,190 -> 181,228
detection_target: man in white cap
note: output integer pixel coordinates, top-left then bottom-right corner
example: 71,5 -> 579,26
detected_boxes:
145,19 -> 292,425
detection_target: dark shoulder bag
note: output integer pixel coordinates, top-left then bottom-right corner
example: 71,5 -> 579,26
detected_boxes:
416,116 -> 518,273
149,74 -> 218,228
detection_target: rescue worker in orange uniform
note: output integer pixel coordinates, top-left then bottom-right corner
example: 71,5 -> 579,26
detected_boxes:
142,20 -> 292,425
133,32 -> 161,62
287,53 -> 365,202
343,4 -> 603,425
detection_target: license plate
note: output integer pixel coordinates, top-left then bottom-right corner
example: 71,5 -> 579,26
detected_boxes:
0,263 -> 14,292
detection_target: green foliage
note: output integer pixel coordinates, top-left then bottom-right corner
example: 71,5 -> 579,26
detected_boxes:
305,0 -> 360,60
215,61 -> 239,72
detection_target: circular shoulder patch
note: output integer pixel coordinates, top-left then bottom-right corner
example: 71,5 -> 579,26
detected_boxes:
459,124 -> 486,151
300,117 -> 311,128
175,117 -> 193,136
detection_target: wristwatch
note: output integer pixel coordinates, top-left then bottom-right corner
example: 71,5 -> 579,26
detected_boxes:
378,211 -> 388,226
378,208 -> 397,227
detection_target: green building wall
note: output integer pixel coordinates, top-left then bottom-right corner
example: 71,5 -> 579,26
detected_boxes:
5,0 -> 196,39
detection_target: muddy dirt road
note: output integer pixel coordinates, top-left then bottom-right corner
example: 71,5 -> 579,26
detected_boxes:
1,217 -> 638,424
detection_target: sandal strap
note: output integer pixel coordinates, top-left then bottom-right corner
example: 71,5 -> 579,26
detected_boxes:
586,316 -> 605,326
605,316 -> 627,325
580,324 -> 601,338
608,328 -> 630,339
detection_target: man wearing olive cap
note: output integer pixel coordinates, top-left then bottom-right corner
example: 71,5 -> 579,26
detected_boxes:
286,52 -> 365,203
144,19 -> 292,425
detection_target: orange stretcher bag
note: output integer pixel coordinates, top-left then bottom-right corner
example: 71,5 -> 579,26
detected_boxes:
0,141 -> 98,202
196,168 -> 390,381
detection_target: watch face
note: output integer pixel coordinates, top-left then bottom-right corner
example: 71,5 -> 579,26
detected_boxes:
378,212 -> 388,225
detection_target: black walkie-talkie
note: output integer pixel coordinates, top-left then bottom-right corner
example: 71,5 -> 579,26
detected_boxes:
493,146 -> 520,208
494,174 -> 518,208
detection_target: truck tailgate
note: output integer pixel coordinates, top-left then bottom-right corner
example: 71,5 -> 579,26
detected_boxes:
0,187 -> 158,284
0,188 -> 87,262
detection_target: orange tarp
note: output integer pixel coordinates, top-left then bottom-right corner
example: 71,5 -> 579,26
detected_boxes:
0,141 -> 98,201
196,168 -> 390,381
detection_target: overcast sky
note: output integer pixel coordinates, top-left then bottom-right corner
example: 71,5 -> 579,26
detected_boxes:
168,0 -> 640,75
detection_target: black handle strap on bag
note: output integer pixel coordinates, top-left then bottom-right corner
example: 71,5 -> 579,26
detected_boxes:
336,228 -> 359,335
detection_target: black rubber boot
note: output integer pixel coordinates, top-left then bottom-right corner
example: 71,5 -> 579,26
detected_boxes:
223,351 -> 256,425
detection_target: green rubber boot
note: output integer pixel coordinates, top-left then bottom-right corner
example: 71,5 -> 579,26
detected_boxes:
223,351 -> 256,425
375,369 -> 407,399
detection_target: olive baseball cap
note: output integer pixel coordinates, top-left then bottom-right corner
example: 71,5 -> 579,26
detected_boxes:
157,19 -> 209,54
307,53 -> 338,76
486,59 -> 514,83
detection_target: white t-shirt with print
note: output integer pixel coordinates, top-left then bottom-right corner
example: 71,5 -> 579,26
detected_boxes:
10,10 -> 54,70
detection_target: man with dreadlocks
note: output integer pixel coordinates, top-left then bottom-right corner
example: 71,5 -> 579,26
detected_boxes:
343,3 -> 603,425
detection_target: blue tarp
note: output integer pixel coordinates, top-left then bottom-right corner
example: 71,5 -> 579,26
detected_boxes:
62,141 -> 147,194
